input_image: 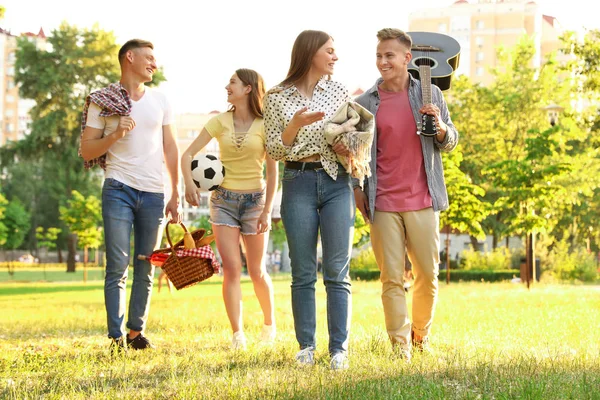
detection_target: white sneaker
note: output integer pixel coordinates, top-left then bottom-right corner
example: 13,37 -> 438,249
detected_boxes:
330,352 -> 349,370
261,324 -> 276,343
295,347 -> 315,366
231,331 -> 247,350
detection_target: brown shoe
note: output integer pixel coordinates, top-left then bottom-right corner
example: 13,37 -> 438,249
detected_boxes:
411,331 -> 431,353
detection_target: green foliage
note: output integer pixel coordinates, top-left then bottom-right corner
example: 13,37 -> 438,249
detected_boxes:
441,146 -> 488,240
1,199 -> 31,250
349,248 -> 379,281
270,220 -> 287,249
0,193 -> 7,246
350,248 -> 378,271
36,227 -> 62,251
353,212 -> 370,246
460,247 -> 514,271
546,238 -> 599,282
59,190 -> 102,250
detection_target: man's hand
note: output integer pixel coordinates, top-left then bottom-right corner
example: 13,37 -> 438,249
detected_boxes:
354,187 -> 371,223
419,103 -> 447,135
114,116 -> 136,139
164,195 -> 180,223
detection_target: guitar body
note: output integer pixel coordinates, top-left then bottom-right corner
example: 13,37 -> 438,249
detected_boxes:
407,31 -> 461,91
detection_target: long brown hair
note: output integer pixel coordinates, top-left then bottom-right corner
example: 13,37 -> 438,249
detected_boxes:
228,68 -> 266,118
279,30 -> 331,88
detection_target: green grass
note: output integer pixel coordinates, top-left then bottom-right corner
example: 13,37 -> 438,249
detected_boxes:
1,277 -> 599,399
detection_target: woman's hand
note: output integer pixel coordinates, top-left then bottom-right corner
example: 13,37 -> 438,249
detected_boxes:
185,184 -> 201,207
290,106 -> 325,129
256,210 -> 271,234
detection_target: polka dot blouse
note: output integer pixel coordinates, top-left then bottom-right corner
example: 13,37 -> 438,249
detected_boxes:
264,78 -> 350,180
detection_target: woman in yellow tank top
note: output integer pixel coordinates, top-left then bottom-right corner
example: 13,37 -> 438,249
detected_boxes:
181,69 -> 278,350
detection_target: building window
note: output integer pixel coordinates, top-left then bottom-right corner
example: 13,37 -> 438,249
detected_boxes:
476,36 -> 484,47
6,124 -> 13,133
5,109 -> 14,117
6,95 -> 14,103
438,23 -> 447,33
188,129 -> 199,138
7,67 -> 15,76
476,67 -> 484,76
476,52 -> 485,62
476,20 -> 484,30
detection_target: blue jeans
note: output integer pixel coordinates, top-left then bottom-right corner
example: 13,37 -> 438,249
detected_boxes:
102,178 -> 164,339
281,166 -> 354,355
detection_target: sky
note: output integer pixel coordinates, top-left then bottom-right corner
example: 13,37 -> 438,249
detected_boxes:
2,0 -> 598,114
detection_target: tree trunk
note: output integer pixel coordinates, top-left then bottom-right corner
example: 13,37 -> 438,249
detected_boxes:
83,246 -> 88,283
492,234 -> 498,250
66,233 -> 77,272
469,235 -> 480,251
58,247 -> 63,263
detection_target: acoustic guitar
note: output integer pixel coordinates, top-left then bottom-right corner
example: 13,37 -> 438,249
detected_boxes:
407,31 -> 461,137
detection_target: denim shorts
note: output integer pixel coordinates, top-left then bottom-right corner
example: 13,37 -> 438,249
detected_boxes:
209,187 -> 265,235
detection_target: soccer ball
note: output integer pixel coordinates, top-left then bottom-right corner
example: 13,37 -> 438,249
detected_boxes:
191,154 -> 225,191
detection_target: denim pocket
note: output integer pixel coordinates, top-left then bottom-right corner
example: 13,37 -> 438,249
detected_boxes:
104,178 -> 124,190
211,190 -> 224,203
282,168 -> 301,181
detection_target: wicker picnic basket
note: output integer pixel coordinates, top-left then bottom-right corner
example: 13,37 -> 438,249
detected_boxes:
160,221 -> 216,290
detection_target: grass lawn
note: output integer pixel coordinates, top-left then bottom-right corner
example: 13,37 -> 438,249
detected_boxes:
0,276 -> 599,399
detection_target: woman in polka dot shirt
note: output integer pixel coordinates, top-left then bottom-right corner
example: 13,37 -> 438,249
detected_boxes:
264,30 -> 355,370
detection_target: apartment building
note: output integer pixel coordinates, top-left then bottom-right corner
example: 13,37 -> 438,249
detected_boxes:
0,27 -> 46,145
408,0 -> 563,86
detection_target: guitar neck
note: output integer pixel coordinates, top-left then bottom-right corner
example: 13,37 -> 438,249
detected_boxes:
419,65 -> 433,105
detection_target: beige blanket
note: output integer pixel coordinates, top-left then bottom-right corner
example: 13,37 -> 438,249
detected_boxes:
324,101 -> 374,180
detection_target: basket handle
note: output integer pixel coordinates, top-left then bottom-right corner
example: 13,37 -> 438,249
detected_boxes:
165,221 -> 190,250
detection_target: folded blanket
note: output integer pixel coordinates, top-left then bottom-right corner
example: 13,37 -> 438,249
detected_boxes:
324,101 -> 374,180
79,83 -> 132,170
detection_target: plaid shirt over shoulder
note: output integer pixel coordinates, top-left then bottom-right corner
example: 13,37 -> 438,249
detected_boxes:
79,83 -> 133,170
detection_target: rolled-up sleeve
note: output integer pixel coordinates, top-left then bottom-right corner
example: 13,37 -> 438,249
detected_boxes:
264,93 -> 292,161
434,88 -> 459,152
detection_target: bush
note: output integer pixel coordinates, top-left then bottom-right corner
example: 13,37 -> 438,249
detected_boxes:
447,269 -> 520,282
350,248 -> 378,281
349,248 -> 520,282
460,247 -> 514,271
547,240 -> 599,282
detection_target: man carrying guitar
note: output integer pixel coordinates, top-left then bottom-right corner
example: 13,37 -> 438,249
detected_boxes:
354,28 -> 459,362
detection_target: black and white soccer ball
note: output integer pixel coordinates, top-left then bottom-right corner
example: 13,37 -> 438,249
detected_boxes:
191,154 -> 225,191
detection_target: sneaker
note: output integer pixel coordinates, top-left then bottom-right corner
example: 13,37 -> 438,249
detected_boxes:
109,336 -> 127,355
126,333 -> 155,350
295,347 -> 315,366
231,331 -> 247,350
261,324 -> 276,343
330,352 -> 349,371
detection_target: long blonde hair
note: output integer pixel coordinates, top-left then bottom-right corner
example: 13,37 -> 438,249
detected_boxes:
279,30 -> 331,89
228,68 -> 266,118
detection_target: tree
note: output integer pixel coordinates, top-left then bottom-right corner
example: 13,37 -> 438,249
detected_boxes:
448,35 -> 571,247
1,199 -> 31,255
36,227 -> 62,261
0,193 -> 7,247
440,146 -> 488,241
59,190 -> 102,277
2,23 -> 166,268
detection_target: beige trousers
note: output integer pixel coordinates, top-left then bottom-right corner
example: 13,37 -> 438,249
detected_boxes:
371,208 -> 440,347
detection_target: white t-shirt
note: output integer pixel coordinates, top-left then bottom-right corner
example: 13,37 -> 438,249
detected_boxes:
86,87 -> 174,193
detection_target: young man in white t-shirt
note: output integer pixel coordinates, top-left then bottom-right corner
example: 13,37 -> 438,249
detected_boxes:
80,39 -> 179,352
